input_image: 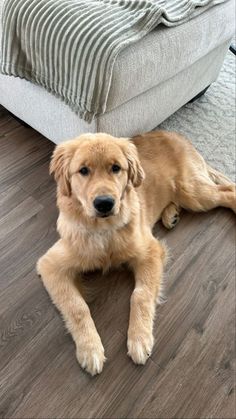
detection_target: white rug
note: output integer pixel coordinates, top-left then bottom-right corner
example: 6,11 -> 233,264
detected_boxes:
158,47 -> 236,182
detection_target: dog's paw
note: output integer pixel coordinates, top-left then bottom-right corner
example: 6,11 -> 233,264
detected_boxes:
162,203 -> 180,230
76,340 -> 106,376
36,257 -> 43,276
127,333 -> 154,365
165,213 -> 180,229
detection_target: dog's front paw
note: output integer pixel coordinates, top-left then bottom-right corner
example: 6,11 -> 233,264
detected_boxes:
76,338 -> 106,376
36,256 -> 43,277
127,332 -> 154,365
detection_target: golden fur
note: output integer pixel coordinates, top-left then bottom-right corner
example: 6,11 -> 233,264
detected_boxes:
37,131 -> 236,376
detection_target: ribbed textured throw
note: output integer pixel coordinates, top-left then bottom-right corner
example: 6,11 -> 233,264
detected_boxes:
0,0 -> 228,122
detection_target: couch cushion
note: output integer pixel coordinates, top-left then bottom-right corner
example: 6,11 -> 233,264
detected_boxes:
107,0 -> 234,111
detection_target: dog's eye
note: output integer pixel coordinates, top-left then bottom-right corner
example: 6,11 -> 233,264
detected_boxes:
111,164 -> 121,173
79,167 -> 89,176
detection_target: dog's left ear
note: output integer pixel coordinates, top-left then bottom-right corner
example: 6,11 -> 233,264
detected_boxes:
122,140 -> 145,188
50,143 -> 76,196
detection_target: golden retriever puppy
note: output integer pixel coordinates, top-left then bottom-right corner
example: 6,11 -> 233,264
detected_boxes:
37,131 -> 236,376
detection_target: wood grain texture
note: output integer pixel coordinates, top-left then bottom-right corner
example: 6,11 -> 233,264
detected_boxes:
0,107 -> 235,419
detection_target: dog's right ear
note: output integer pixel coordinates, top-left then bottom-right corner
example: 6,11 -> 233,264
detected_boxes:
50,143 -> 76,196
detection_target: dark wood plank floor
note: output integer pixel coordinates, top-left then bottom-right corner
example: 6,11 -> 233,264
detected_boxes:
0,107 -> 235,419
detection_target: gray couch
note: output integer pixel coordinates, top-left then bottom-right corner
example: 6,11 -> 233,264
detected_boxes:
0,0 -> 234,144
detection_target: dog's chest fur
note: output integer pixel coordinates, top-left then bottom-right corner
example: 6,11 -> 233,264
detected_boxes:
58,214 -> 133,271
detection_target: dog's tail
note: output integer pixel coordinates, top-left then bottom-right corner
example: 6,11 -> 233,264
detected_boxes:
207,164 -> 234,186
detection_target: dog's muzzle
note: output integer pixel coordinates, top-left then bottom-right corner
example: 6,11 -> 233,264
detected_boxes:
93,195 -> 115,217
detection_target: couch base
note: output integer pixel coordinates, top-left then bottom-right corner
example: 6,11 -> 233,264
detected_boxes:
0,40 -> 231,144
189,85 -> 210,103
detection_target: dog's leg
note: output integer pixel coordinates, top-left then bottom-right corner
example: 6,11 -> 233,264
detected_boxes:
161,202 -> 181,229
37,240 -> 105,376
127,239 -> 165,365
178,179 -> 236,214
207,164 -> 233,186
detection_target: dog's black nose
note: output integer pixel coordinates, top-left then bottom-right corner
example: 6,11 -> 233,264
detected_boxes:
93,195 -> 115,214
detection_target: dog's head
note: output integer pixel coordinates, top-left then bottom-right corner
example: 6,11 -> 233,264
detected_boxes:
50,133 -> 145,218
